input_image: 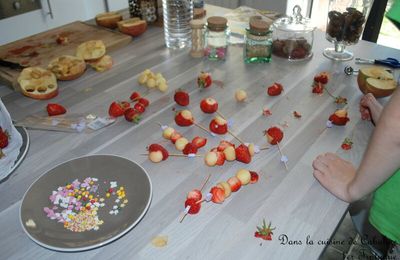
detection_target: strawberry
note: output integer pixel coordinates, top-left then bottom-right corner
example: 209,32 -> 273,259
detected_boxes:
46,103 -> 66,116
264,127 -> 284,145
210,186 -> 225,203
124,108 -> 141,123
235,144 -> 251,164
170,132 -> 182,144
341,138 -> 353,150
174,89 -> 190,106
148,143 -> 169,160
312,82 -> 324,94
200,97 -> 218,113
215,151 -> 226,166
187,189 -> 202,201
109,101 -> 130,117
0,128 -> 9,149
197,72 -> 212,88
254,219 -> 275,241
217,140 -> 235,152
191,136 -> 207,148
137,98 -> 150,108
314,72 -> 329,84
329,109 -> 349,126
182,143 -> 198,155
267,83 -> 283,96
209,116 -> 228,135
227,176 -> 242,192
184,198 -> 201,214
133,102 -> 146,114
250,171 -> 259,184
175,110 -> 194,127
130,91 -> 141,101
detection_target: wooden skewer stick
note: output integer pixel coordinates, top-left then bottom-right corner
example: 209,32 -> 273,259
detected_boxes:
180,174 -> 211,223
215,110 -> 226,119
155,122 -> 163,127
141,153 -> 204,157
199,174 -> 211,192
193,121 -> 213,135
259,146 -> 269,151
277,143 -> 289,171
227,129 -> 245,144
179,206 -> 190,223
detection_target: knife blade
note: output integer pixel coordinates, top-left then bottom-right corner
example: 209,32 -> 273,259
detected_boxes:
0,59 -> 25,70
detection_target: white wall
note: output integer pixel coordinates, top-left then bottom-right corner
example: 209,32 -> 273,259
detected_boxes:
0,0 -> 106,45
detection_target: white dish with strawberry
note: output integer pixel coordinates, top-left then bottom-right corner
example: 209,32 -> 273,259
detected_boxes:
0,99 -> 24,181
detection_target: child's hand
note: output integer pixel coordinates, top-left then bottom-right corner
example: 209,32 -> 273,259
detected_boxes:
359,93 -> 375,120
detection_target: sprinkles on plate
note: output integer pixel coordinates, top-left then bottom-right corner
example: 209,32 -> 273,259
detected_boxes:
43,177 -> 127,232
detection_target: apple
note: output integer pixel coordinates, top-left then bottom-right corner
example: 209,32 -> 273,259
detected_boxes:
223,146 -> 236,161
175,137 -> 189,151
88,55 -> 113,72
217,182 -> 232,198
357,67 -> 396,98
95,12 -> 122,29
235,89 -> 247,102
118,18 -> 147,37
149,151 -> 163,163
236,169 -> 251,185
162,127 -> 175,139
227,176 -> 242,192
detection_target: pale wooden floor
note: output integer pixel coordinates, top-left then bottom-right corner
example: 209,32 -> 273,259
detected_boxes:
320,213 -> 377,260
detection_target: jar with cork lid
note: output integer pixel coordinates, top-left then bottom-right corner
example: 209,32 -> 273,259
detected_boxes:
204,16 -> 229,61
244,17 -> 272,63
190,19 -> 205,58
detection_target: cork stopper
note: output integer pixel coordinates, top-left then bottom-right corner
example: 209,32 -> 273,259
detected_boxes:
207,16 -> 227,32
249,19 -> 270,34
190,19 -> 205,29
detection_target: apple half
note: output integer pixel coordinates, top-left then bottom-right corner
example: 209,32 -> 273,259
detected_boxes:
117,18 -> 147,37
95,12 -> 122,29
357,67 -> 396,98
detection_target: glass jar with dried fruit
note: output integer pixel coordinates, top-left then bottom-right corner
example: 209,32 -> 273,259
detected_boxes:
272,5 -> 315,61
244,16 -> 272,63
204,16 -> 229,61
323,0 -> 374,61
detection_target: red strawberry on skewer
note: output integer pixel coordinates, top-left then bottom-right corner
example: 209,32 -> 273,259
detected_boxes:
148,143 -> 169,163
235,144 -> 251,164
264,126 -> 284,145
174,89 -> 190,106
209,116 -> 228,135
200,97 -> 218,113
210,186 -> 225,203
191,136 -> 207,148
175,110 -> 194,127
184,198 -> 201,214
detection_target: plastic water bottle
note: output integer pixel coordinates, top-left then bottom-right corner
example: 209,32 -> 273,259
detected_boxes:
162,0 -> 193,49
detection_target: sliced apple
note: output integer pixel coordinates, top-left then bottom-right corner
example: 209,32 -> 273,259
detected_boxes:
357,67 -> 395,98
118,18 -> 147,37
95,12 -> 122,29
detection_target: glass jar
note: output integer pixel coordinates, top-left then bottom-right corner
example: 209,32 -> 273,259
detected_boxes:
190,19 -> 205,58
244,17 -> 272,63
272,5 -> 315,61
323,0 -> 374,61
204,16 -> 229,61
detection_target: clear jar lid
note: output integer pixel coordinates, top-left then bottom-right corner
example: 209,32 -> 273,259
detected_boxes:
273,5 -> 315,33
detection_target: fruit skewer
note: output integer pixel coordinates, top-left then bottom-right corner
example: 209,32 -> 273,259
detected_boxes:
179,174 -> 211,223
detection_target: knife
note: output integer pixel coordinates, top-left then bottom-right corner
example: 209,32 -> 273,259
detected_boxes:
0,59 -> 25,70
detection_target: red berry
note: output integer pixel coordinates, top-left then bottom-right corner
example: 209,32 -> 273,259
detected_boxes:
133,102 -> 146,114
184,198 -> 201,214
137,98 -> 150,107
250,171 -> 259,184
174,90 -> 190,106
267,83 -> 283,96
47,103 -> 67,116
124,108 -> 141,123
130,91 -> 141,101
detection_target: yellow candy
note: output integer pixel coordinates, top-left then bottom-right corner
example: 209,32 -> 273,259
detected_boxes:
89,195 -> 93,199
106,193 -> 110,198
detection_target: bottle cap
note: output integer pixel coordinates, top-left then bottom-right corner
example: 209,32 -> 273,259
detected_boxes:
207,16 -> 227,31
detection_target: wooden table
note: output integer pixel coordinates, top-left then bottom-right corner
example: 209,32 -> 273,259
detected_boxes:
0,5 -> 398,260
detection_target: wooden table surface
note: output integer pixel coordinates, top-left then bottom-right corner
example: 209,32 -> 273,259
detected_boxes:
0,5 -> 398,260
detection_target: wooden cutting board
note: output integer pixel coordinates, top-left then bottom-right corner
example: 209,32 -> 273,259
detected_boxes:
0,21 -> 132,90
